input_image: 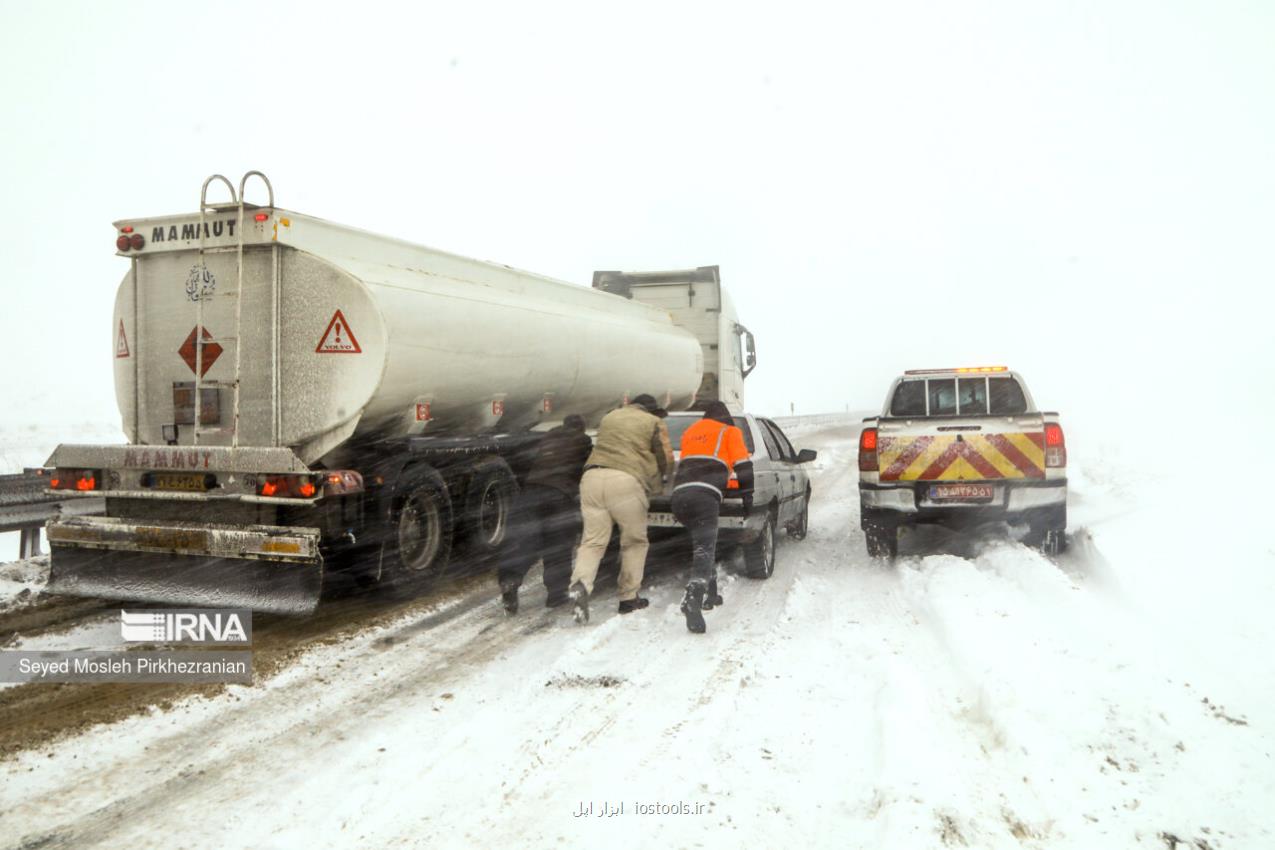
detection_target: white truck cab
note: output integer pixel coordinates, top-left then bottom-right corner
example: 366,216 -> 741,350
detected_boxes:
858,367 -> 1067,557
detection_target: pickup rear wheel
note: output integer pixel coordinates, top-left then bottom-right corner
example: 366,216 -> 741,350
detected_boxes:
744,512 -> 776,579
1024,505 -> 1067,557
864,522 -> 898,559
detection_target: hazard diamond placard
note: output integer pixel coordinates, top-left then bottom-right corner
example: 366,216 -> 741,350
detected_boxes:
316,310 -> 362,354
178,326 -> 223,377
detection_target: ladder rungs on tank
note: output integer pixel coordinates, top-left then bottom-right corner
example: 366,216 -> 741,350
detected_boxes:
193,171 -> 275,448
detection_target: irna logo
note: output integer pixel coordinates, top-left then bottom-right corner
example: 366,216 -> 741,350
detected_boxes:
119,609 -> 252,645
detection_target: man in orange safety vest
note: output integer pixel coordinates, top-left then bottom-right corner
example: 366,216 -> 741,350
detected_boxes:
671,401 -> 754,634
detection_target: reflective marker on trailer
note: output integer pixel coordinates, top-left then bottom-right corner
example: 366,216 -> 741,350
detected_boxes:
259,540 -> 303,555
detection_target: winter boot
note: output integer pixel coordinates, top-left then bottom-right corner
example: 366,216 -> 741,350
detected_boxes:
499,580 -> 519,615
701,576 -> 724,611
618,597 -> 649,614
569,581 -> 590,624
680,581 -> 707,634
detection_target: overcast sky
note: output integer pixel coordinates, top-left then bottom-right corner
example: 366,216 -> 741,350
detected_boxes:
2,1 -> 1271,448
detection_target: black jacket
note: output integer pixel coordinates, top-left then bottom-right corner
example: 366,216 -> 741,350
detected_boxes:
524,425 -> 593,498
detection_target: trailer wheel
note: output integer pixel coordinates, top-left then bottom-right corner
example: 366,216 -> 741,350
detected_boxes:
383,467 -> 453,597
457,456 -> 518,559
744,512 -> 776,579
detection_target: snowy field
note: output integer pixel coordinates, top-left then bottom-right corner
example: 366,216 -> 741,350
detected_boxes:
1,420 -> 1273,849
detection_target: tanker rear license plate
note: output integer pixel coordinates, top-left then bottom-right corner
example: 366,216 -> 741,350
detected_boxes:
928,484 -> 995,503
151,473 -> 207,492
135,527 -> 210,551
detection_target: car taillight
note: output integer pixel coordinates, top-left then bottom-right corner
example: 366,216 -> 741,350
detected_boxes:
1044,423 -> 1066,467
50,469 -> 100,491
258,474 -> 318,498
859,427 -> 879,472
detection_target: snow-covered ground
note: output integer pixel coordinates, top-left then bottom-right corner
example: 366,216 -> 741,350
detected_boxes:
1,421 -> 1272,849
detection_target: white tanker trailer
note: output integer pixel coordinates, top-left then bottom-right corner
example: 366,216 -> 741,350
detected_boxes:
43,173 -> 757,614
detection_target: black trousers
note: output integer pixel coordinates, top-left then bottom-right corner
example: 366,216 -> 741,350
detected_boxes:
497,484 -> 581,596
671,488 -> 721,586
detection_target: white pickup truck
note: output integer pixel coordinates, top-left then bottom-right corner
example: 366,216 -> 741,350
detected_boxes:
857,367 -> 1067,557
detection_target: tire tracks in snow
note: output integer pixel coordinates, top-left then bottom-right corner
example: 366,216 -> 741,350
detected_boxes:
3,583 -> 567,849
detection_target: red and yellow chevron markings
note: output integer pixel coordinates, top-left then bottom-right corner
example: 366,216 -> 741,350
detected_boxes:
878,433 -> 1045,481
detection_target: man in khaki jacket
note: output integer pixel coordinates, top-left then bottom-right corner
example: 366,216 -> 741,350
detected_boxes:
568,394 -> 673,623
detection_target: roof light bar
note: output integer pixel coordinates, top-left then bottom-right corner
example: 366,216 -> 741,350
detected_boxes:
904,366 -> 1009,375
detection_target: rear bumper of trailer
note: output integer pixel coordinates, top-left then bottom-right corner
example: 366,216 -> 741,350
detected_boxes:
46,516 -> 324,615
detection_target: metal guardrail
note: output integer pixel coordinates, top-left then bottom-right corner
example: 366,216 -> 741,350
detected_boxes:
0,469 -> 105,559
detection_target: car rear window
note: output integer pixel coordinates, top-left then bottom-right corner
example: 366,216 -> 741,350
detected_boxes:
888,376 -> 1030,417
664,415 -> 755,453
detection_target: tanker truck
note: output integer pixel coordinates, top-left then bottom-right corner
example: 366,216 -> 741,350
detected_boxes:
43,173 -> 757,614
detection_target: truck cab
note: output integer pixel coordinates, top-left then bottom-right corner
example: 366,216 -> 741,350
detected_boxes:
592,266 -> 755,410
648,412 -> 816,579
858,367 -> 1067,557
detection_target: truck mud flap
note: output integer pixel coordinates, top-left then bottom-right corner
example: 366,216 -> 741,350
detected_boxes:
46,549 -> 323,616
46,516 -> 324,616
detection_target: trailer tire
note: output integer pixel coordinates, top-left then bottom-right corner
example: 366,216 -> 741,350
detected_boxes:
744,512 -> 777,579
383,466 -> 453,598
457,456 -> 518,560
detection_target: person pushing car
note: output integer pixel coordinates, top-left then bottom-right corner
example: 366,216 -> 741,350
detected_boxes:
567,394 -> 673,623
671,401 -> 753,634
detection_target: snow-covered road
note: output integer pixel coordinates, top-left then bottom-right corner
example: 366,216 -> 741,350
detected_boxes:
2,422 -> 1272,849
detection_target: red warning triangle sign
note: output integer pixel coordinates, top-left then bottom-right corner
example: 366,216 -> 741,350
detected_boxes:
316,309 -> 362,354
116,320 -> 130,358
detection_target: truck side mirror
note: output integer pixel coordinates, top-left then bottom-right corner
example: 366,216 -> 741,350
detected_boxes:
796,448 -> 817,463
736,324 -> 757,378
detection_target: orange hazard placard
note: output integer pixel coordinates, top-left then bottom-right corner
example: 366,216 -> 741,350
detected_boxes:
116,320 -> 130,358
316,310 -> 362,354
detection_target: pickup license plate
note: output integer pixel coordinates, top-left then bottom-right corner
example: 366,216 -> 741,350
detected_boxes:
150,473 -> 208,492
928,483 -> 995,503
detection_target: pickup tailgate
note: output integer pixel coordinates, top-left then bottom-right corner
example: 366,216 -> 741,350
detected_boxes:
876,416 -> 1047,482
